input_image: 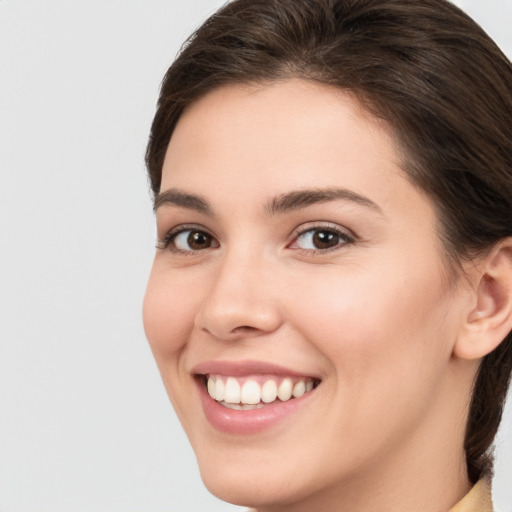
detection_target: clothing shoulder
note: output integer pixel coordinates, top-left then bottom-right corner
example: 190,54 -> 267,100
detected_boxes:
449,479 -> 493,512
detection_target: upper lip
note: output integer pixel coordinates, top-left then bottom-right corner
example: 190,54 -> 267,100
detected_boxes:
191,360 -> 320,379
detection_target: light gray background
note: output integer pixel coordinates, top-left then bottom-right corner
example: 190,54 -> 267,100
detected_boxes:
0,1 -> 510,511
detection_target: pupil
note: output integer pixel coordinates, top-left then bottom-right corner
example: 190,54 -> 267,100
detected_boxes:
188,231 -> 210,249
313,230 -> 338,249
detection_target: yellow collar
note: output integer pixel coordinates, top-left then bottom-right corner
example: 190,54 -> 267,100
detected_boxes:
449,479 -> 493,512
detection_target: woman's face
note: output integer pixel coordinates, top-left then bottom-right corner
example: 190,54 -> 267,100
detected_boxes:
143,80 -> 471,508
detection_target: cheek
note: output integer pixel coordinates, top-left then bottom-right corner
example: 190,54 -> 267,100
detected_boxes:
278,260 -> 458,471
142,264 -> 199,362
286,258 -> 455,405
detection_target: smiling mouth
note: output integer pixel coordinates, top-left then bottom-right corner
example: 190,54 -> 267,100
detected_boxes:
201,374 -> 321,410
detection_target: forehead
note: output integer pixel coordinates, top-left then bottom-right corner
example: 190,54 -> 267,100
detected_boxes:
162,79 -> 404,196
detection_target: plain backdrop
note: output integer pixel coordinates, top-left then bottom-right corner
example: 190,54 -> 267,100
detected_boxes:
0,1 -> 511,511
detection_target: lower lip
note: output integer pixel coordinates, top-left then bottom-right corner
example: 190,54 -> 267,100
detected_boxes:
196,379 -> 317,435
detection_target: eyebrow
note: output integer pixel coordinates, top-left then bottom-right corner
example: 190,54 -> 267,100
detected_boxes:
153,189 -> 213,215
265,187 -> 382,216
154,186 -> 382,216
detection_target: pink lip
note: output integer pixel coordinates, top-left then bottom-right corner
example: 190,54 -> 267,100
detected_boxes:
192,359 -> 318,378
192,360 -> 319,435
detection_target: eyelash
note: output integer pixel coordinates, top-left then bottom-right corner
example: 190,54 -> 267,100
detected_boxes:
157,223 -> 355,255
291,224 -> 355,254
157,224 -> 217,255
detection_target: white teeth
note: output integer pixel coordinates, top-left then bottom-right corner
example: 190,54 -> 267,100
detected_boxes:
222,402 -> 242,410
261,379 -> 278,403
207,378 -> 216,399
206,375 -> 317,406
241,380 -> 261,405
214,378 -> 225,401
292,380 -> 306,398
221,401 -> 264,410
277,378 -> 293,401
224,377 -> 241,404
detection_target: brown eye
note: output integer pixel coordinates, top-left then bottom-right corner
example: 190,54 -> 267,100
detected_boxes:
293,228 -> 353,251
171,229 -> 217,251
312,230 -> 340,249
187,231 -> 213,250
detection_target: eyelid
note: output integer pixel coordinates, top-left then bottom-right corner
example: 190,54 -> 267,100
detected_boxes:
288,222 -> 356,252
156,223 -> 219,252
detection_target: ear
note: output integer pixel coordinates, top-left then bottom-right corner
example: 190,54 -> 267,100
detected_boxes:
454,239 -> 512,360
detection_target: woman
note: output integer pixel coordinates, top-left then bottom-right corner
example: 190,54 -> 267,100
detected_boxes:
143,0 -> 512,510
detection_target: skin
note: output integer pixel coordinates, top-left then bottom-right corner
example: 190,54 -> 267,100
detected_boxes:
143,79 -> 482,511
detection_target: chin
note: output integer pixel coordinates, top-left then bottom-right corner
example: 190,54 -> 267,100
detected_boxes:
190,432 -> 343,510
198,461 -> 315,509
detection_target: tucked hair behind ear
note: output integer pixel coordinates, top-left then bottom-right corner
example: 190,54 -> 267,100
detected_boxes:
146,0 -> 512,483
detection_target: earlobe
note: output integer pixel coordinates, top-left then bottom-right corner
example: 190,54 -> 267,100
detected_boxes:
454,240 -> 512,360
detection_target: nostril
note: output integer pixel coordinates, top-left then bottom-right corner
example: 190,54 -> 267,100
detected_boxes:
200,324 -> 265,342
234,326 -> 257,332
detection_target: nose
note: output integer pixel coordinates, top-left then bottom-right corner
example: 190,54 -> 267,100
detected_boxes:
194,251 -> 283,342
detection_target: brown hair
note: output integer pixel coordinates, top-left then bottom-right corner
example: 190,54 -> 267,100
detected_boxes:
146,0 -> 512,483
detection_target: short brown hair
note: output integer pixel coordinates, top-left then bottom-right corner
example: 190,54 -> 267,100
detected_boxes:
146,0 -> 512,483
